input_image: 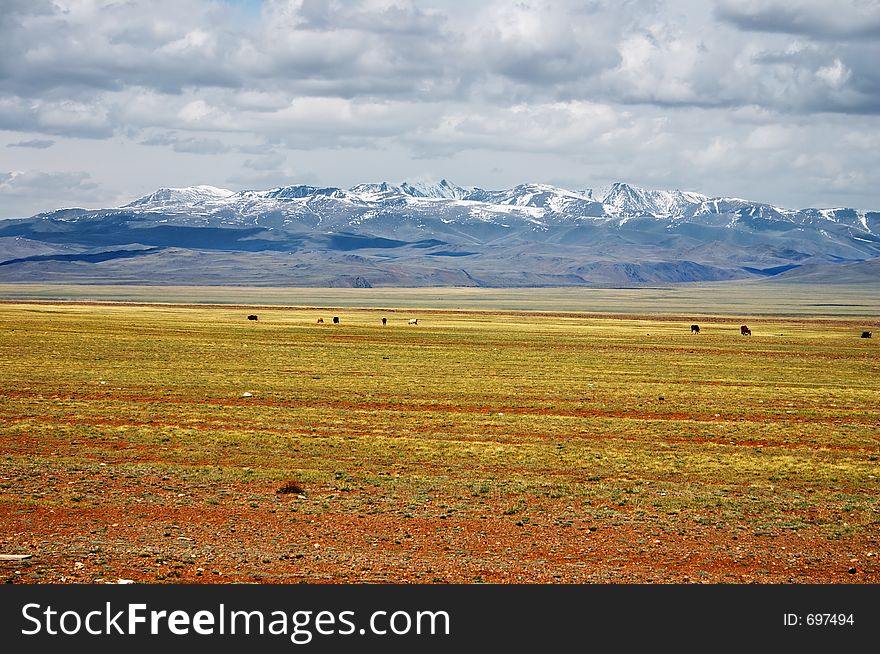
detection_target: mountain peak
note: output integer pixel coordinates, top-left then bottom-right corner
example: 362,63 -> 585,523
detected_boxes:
600,182 -> 709,218
264,184 -> 343,200
107,180 -> 876,234
399,179 -> 471,200
4,179 -> 878,288
347,182 -> 402,200
125,185 -> 234,208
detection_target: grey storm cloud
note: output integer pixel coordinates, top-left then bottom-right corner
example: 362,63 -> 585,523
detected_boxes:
711,1 -> 880,114
0,0 -> 246,97
715,0 -> 880,40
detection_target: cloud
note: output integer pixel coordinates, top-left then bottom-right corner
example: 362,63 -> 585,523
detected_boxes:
594,15 -> 880,115
463,2 -> 622,88
0,169 -> 101,216
0,0 -> 246,97
743,124 -> 794,150
715,0 -> 880,40
140,131 -> 231,154
815,58 -> 852,88
0,96 -> 114,138
3,0 -> 879,140
7,139 -> 55,149
407,101 -> 626,156
0,169 -> 97,194
243,152 -> 286,171
1,0 -> 880,214
0,0 -> 641,113
225,167 -> 310,189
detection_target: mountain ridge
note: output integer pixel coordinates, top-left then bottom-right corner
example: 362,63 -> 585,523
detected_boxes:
108,179 -> 877,226
1,180 -> 877,287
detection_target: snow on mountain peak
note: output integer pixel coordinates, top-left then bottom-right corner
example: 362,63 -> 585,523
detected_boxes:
601,182 -> 708,218
264,184 -> 343,200
125,185 -> 234,208
399,179 -> 471,200
347,182 -> 402,202
110,181 -> 876,236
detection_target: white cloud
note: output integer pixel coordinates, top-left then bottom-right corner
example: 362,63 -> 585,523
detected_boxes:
744,124 -> 795,150
409,101 -> 624,156
243,152 -> 286,170
815,59 -> 851,88
0,170 -> 101,216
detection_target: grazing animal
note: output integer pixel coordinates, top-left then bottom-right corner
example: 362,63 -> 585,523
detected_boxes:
690,324 -> 700,334
408,318 -> 418,325
741,325 -> 751,336
247,315 -> 258,321
382,317 -> 387,326
332,316 -> 340,324
317,318 -> 324,324
862,331 -> 872,339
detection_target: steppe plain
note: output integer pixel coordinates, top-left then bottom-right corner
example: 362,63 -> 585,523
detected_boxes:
1,282 -> 878,583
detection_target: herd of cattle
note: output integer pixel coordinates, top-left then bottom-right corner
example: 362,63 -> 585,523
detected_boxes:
246,314 -> 872,338
689,323 -> 750,335
689,323 -> 870,338
690,324 -> 751,335
246,314 -> 419,326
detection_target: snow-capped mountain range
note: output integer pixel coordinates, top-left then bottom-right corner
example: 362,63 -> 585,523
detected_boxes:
0,180 -> 877,287
114,179 -> 876,230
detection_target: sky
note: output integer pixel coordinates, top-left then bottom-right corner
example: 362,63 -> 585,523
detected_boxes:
2,0 -> 880,218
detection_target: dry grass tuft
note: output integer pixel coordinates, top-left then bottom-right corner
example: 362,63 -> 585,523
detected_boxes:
276,479 -> 306,495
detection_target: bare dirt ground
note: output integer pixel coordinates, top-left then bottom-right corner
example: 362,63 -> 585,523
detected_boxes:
4,494 -> 878,584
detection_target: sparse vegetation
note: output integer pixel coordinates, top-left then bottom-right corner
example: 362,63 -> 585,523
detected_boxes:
276,479 -> 305,495
0,296 -> 877,583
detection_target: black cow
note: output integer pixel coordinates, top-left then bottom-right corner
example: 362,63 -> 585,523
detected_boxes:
332,316 -> 340,324
382,317 -> 387,325
862,331 -> 872,339
247,315 -> 258,321
741,325 -> 751,336
691,324 -> 700,334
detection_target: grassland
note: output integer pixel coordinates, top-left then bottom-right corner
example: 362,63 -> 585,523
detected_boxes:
1,280 -> 879,316
0,297 -> 878,583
